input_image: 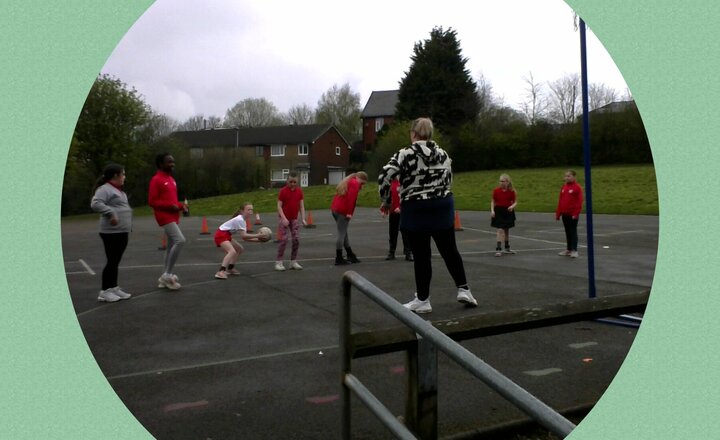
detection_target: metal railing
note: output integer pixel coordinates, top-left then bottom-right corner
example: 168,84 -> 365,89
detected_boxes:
340,270 -> 580,440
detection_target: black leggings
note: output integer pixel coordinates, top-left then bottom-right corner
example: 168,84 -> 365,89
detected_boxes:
99,232 -> 129,290
404,228 -> 467,301
561,215 -> 579,251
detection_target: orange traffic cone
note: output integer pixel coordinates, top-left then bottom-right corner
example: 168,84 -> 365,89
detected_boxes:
304,211 -> 316,228
454,210 -> 464,231
158,233 -> 167,250
200,216 -> 210,235
254,213 -> 263,225
273,227 -> 282,243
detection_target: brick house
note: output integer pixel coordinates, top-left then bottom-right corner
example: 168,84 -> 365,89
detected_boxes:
360,90 -> 399,150
170,124 -> 351,188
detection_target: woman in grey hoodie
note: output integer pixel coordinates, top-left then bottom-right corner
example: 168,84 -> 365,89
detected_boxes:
90,163 -> 133,302
378,118 -> 476,314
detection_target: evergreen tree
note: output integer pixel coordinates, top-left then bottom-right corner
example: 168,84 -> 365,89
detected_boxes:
396,27 -> 479,132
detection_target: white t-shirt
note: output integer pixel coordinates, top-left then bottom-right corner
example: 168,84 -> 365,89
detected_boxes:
218,214 -> 247,233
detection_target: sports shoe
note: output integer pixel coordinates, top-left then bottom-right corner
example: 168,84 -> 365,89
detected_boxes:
226,268 -> 241,276
215,270 -> 228,280
290,261 -> 303,270
403,295 -> 432,314
570,251 -> 579,258
495,251 -> 502,257
558,250 -> 572,256
98,288 -> 121,302
158,274 -> 181,290
111,286 -> 131,300
503,248 -> 516,254
274,262 -> 286,271
457,287 -> 478,307
405,252 -> 414,262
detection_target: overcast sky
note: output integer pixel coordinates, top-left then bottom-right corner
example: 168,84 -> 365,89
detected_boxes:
101,0 -> 630,123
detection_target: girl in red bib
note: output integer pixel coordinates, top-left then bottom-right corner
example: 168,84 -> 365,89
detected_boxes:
490,173 -> 517,256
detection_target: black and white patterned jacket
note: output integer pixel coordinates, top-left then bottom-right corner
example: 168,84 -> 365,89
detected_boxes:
378,141 -> 453,204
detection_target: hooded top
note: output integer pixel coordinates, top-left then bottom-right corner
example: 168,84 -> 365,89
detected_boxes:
378,140 -> 453,203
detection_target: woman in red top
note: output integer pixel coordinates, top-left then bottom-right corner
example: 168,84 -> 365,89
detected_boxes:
555,169 -> 584,258
275,172 -> 307,271
331,171 -> 368,265
148,153 -> 188,290
490,173 -> 518,256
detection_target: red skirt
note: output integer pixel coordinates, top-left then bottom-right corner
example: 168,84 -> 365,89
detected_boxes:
214,229 -> 232,246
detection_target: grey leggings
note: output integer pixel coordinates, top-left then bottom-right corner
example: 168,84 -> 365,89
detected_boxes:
162,222 -> 186,274
332,211 -> 350,250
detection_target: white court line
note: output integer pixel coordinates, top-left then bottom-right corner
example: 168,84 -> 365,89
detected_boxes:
106,344 -> 339,380
463,227 -> 584,248
78,259 -> 95,275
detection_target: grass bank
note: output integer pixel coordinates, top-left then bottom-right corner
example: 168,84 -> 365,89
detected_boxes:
106,164 -> 659,218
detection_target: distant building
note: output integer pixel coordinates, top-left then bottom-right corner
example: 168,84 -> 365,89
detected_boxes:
591,100 -> 636,114
360,90 -> 399,150
170,124 -> 351,188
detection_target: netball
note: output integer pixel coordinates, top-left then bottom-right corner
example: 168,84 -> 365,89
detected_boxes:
257,226 -> 272,241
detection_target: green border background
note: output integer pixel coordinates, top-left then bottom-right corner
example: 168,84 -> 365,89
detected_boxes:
2,1 -> 718,438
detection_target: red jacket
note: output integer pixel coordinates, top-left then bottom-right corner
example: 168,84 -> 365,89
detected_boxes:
148,170 -> 183,226
556,182 -> 583,219
331,176 -> 361,216
390,179 -> 401,212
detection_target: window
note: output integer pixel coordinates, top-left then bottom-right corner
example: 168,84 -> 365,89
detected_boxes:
298,143 -> 308,156
255,146 -> 264,157
335,146 -> 341,156
271,169 -> 290,181
271,144 -> 286,156
375,117 -> 384,132
190,147 -> 204,159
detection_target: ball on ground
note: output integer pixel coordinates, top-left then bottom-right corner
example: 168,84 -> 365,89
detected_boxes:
257,226 -> 272,241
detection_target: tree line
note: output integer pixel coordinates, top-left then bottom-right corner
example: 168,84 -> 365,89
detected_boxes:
63,27 -> 650,216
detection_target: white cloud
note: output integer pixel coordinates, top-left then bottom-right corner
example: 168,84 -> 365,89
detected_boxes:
101,0 -> 629,122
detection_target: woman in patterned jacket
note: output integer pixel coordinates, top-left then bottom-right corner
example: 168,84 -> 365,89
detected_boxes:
378,117 -> 477,314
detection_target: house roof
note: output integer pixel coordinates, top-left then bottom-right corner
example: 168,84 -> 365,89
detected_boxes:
361,90 -> 399,118
170,124 -> 349,147
591,100 -> 636,114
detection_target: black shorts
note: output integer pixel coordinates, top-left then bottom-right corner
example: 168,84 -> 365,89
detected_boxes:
491,206 -> 516,229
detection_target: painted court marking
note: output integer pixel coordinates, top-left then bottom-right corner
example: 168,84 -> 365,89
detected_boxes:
163,400 -> 209,413
106,345 -> 338,381
523,368 -> 563,377
568,342 -> 598,349
78,259 -> 95,275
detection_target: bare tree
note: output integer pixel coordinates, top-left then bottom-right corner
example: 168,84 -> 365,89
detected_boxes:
475,72 -> 495,117
315,83 -> 361,142
588,83 -> 619,110
519,71 -> 548,125
547,73 -> 580,124
224,98 -> 283,128
178,115 -> 204,131
283,104 -> 315,125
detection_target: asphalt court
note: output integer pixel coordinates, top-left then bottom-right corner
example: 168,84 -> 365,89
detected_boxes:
62,208 -> 658,439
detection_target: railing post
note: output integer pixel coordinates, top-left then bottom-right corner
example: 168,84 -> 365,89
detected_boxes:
406,334 -> 438,440
341,277 -> 352,440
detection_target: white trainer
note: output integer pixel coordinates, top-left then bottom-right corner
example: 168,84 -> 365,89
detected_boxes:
558,250 -> 572,256
403,295 -> 432,314
215,270 -> 228,280
274,262 -> 286,271
98,289 -> 121,302
111,286 -> 131,300
457,287 -> 478,307
159,274 -> 181,290
290,261 -> 303,270
570,251 -> 579,258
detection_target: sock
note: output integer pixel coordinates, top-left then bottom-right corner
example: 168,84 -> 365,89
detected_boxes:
504,241 -> 510,249
496,241 -> 501,250
220,266 -> 226,271
227,264 -> 234,270
458,284 -> 469,290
